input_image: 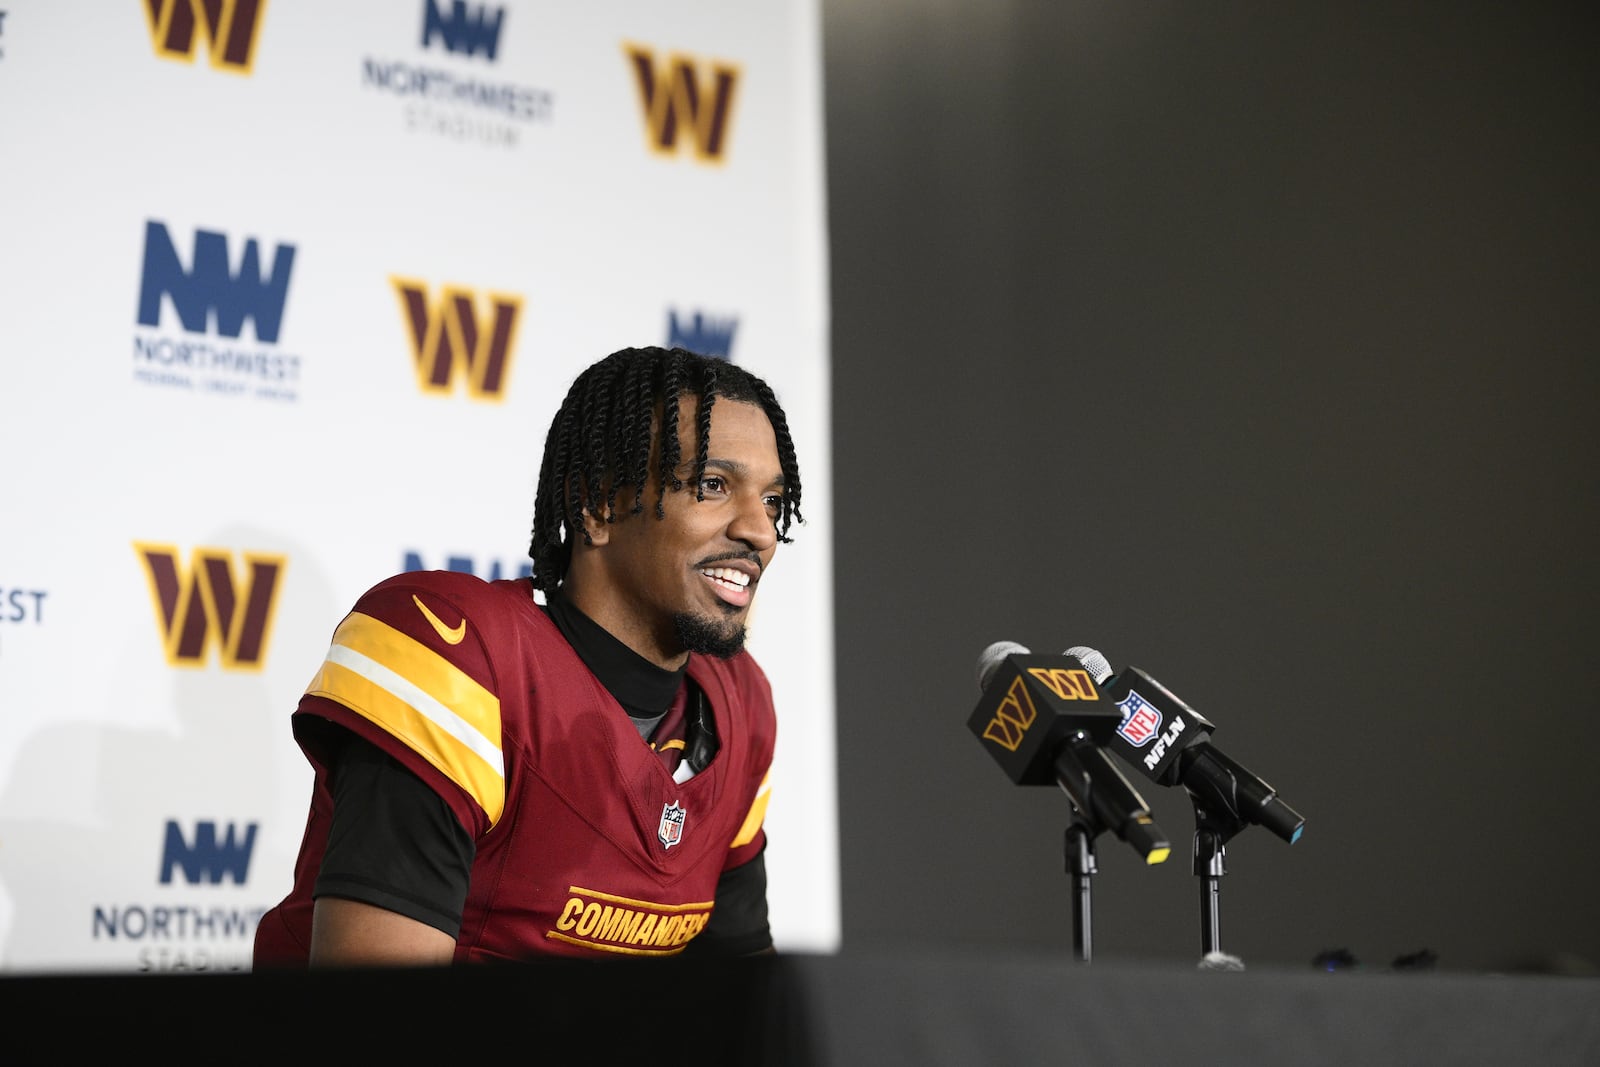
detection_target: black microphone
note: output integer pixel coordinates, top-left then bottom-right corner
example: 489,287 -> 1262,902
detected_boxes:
969,641 -> 1171,865
1063,646 -> 1305,845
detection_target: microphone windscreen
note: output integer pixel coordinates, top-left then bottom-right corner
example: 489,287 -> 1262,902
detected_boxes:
1063,645 -> 1113,684
975,640 -> 1030,692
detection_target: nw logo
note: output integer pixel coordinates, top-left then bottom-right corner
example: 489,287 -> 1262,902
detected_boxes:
402,551 -> 531,582
981,675 -> 1039,753
160,819 -> 257,885
142,0 -> 267,73
133,542 -> 286,670
137,220 -> 296,342
668,310 -> 738,361
421,0 -> 504,60
391,277 -> 522,400
624,44 -> 741,162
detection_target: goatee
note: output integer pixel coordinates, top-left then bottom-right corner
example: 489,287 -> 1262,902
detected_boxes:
673,609 -> 748,659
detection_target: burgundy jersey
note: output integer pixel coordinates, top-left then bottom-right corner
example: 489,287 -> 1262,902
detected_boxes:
254,571 -> 776,963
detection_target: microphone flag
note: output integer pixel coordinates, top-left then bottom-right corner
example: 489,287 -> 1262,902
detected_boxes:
967,649 -> 1123,786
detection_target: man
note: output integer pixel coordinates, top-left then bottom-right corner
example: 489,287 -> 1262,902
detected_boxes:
253,346 -> 803,966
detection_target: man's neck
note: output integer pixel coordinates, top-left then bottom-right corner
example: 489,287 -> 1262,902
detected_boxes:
543,589 -> 686,719
558,575 -> 687,671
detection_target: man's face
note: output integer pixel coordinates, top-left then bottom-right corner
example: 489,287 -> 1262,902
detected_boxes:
580,398 -> 785,668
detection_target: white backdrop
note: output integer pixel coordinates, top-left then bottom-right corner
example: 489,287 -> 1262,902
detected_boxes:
0,0 -> 837,972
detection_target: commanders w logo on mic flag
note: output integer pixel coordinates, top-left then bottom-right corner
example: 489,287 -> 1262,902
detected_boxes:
968,651 -> 1120,786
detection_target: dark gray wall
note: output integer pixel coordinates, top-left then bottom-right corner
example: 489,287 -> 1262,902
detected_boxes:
822,1 -> 1599,973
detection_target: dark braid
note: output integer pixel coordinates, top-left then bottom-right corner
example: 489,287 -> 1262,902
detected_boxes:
529,346 -> 804,592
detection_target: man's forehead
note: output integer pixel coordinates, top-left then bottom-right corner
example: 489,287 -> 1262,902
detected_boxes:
665,396 -> 773,434
667,399 -> 781,471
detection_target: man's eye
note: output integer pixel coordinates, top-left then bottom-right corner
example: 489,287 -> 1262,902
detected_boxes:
698,476 -> 727,495
763,495 -> 783,514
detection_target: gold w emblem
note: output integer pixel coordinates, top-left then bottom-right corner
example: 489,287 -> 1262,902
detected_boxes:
624,44 -> 741,163
133,542 -> 286,670
981,675 -> 1038,752
392,277 -> 522,401
142,0 -> 267,73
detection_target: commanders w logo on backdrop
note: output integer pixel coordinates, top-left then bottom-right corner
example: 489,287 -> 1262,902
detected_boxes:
133,543 -> 286,670
391,278 -> 522,400
624,44 -> 741,163
143,0 -> 267,73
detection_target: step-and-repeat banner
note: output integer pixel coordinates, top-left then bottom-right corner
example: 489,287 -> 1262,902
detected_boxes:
0,0 -> 836,973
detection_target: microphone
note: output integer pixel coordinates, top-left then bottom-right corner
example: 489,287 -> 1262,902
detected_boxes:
968,641 -> 1171,864
1063,646 -> 1305,845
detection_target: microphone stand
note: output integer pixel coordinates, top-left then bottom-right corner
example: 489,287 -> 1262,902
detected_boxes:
1055,737 -> 1169,965
1188,794 -> 1246,961
1064,814 -> 1100,963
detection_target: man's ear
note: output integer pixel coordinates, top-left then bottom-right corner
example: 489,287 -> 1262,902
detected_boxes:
579,504 -> 611,546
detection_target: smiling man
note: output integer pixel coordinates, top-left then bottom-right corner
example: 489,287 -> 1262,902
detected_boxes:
254,346 -> 804,967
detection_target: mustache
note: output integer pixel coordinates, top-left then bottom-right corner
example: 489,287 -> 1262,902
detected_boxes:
694,550 -> 764,573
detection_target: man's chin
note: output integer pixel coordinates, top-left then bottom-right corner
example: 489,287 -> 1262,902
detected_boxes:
673,610 -> 748,659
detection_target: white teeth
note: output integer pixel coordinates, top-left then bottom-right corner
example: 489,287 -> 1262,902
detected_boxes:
701,567 -> 751,588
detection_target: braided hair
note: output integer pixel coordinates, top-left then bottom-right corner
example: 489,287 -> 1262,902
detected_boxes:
529,346 -> 803,592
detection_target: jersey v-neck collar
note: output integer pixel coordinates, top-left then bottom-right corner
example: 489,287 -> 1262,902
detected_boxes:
542,588 -> 687,721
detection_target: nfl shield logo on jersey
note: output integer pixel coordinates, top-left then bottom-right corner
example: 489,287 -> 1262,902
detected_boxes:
658,800 -> 686,849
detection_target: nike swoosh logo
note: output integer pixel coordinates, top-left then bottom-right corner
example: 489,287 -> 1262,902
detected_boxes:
413,595 -> 466,645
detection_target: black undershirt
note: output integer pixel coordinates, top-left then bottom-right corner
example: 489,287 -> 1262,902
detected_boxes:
543,585 -> 687,737
314,583 -> 771,955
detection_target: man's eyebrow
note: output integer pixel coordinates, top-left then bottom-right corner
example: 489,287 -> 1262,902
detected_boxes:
699,457 -> 785,486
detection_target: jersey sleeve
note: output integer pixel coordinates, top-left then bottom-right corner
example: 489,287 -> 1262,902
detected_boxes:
712,652 -> 777,873
294,572 -> 511,840
686,845 -> 773,956
314,730 -> 475,937
724,769 -> 771,871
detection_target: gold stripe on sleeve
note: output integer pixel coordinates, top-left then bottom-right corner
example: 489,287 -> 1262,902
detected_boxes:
304,610 -> 506,824
729,771 -> 772,848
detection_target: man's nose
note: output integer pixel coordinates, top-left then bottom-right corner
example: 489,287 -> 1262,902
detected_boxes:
728,493 -> 778,552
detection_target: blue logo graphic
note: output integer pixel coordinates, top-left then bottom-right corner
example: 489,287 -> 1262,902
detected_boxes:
668,309 -> 739,362
421,0 -> 504,60
159,819 -> 257,885
0,587 -> 46,624
0,585 -> 47,660
136,220 -> 296,342
403,550 -> 532,581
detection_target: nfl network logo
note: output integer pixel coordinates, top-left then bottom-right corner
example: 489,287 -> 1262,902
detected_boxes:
658,801 -> 686,849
